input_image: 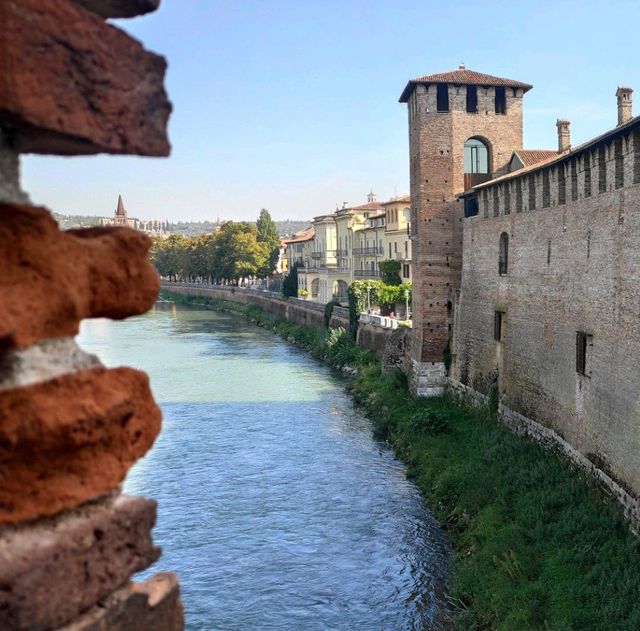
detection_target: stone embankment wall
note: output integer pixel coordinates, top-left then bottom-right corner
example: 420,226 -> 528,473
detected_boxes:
0,2 -> 183,629
161,283 -> 397,359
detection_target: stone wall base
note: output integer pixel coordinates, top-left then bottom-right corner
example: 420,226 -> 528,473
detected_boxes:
449,379 -> 640,532
409,360 -> 447,397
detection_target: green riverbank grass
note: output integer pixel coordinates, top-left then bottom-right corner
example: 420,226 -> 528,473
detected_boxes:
162,291 -> 640,630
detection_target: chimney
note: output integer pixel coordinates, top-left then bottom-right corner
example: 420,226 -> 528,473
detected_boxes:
616,86 -> 633,125
556,119 -> 571,152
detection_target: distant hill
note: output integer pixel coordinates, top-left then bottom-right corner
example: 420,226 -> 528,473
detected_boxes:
52,213 -> 311,237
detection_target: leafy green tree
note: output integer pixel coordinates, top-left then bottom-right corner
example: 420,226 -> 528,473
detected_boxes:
282,261 -> 301,297
256,209 -> 280,249
256,209 -> 281,277
378,259 -> 402,286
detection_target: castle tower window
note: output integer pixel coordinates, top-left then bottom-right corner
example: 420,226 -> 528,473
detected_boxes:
494,310 -> 505,341
542,170 -> 550,207
528,174 -> 536,209
436,84 -> 449,112
499,232 -> 509,275
615,137 -> 624,189
466,85 -> 478,113
576,332 -> 593,376
464,137 -> 490,189
558,165 -> 566,205
584,154 -> 592,197
571,160 -> 578,201
495,86 -> 506,114
598,145 -> 607,193
515,179 -> 523,212
634,129 -> 640,184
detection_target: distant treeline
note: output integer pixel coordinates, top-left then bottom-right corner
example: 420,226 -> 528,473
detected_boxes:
53,211 -> 309,237
151,210 -> 282,285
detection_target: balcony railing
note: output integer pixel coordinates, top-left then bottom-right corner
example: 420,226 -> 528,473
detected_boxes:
327,267 -> 351,274
335,249 -> 349,257
352,246 -> 383,256
311,250 -> 336,259
354,269 -> 380,278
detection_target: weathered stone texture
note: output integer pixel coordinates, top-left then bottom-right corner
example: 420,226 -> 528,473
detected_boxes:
0,367 -> 161,523
0,495 -> 160,630
71,0 -> 160,19
452,129 -> 640,497
60,573 -> 184,631
0,129 -> 29,204
0,0 -> 171,155
0,338 -> 100,391
0,204 -> 159,349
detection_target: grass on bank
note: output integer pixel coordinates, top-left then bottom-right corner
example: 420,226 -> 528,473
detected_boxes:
164,291 -> 640,631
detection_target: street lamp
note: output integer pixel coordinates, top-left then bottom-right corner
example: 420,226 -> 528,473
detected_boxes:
404,288 -> 410,321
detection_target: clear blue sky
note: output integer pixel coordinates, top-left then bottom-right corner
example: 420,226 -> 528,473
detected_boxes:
23,0 -> 640,222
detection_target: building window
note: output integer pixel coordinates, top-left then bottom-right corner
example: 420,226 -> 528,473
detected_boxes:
558,165 -> 566,205
464,138 -> 489,174
495,86 -> 506,114
528,174 -> 536,209
504,183 -> 511,215
576,332 -> 593,376
464,195 -> 479,217
402,263 -> 410,278
494,311 -> 505,341
584,154 -> 592,197
436,84 -> 449,112
466,85 -> 478,113
542,170 -> 550,207
515,179 -> 523,212
598,145 -> 607,193
571,160 -> 578,201
389,243 -> 392,258
615,137 -> 624,189
499,232 -> 509,275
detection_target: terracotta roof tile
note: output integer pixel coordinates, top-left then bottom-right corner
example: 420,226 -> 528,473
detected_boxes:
283,227 -> 314,244
514,149 -> 559,167
381,195 -> 410,205
399,67 -> 533,102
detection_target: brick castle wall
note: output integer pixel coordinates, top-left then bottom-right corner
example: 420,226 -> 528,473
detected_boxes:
452,125 -> 640,498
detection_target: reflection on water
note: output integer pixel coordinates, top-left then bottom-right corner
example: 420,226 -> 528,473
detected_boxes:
78,303 -> 451,630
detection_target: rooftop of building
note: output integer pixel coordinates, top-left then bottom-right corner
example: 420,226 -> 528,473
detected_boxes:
380,194 -> 410,205
399,65 -> 533,102
513,149 -> 560,167
283,226 -> 314,244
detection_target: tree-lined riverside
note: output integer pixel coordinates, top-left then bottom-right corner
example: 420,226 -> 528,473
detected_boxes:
77,302 -> 452,631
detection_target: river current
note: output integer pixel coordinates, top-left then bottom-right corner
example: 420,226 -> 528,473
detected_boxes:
78,302 -> 451,631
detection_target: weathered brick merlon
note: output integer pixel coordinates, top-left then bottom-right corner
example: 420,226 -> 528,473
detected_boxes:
60,572 -> 184,631
0,0 -> 171,156
0,495 -> 160,631
72,0 -> 160,19
0,204 -> 160,349
0,366 -> 162,523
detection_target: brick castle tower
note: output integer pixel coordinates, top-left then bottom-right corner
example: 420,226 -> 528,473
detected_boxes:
399,66 -> 532,395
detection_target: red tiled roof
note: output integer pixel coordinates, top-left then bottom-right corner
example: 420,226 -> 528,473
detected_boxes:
338,201 -> 384,213
381,194 -> 410,205
399,67 -> 533,102
513,149 -> 559,167
283,226 -> 314,244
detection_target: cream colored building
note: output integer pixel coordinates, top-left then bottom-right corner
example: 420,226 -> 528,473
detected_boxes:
292,193 -> 411,304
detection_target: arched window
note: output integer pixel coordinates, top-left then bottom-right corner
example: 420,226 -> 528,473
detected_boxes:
499,232 -> 509,275
464,138 -> 489,174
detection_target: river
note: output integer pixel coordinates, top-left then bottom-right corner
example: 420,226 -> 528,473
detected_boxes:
77,302 -> 451,630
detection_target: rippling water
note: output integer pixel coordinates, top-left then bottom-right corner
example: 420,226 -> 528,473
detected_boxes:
78,302 -> 451,630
